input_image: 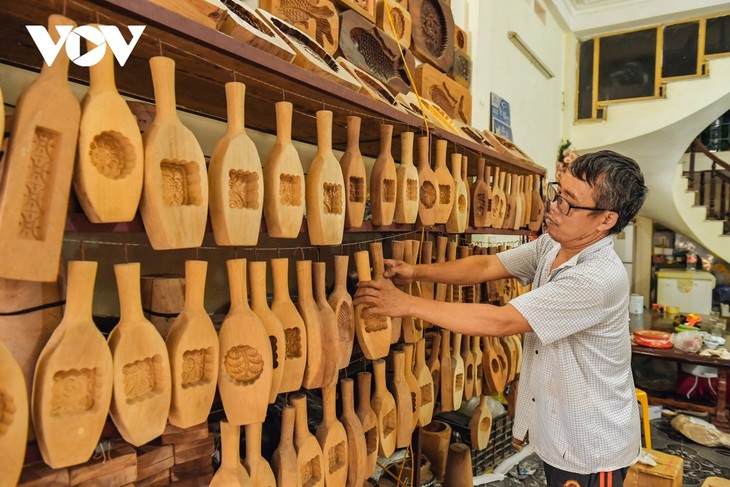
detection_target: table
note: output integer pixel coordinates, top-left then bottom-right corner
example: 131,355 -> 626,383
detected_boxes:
630,312 -> 730,431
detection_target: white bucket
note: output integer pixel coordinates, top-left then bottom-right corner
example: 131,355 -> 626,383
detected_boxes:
629,294 -> 644,315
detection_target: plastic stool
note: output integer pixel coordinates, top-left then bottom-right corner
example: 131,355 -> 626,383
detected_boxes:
635,387 -> 652,450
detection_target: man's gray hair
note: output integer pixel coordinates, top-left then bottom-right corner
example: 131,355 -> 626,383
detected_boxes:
569,150 -> 648,234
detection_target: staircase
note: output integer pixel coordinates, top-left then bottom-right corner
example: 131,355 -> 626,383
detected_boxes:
567,56 -> 730,263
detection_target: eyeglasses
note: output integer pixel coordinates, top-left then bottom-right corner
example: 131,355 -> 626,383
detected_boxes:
546,182 -> 611,216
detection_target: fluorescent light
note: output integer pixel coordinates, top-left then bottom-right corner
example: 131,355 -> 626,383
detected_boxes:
507,31 -> 555,79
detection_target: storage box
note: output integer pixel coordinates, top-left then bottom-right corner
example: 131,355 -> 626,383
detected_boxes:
656,270 -> 715,314
625,449 -> 683,487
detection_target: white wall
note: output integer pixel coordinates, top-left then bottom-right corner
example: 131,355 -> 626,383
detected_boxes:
452,0 -> 567,174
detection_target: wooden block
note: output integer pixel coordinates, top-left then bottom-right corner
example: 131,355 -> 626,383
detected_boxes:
256,9 -> 361,91
414,63 -> 472,124
171,455 -> 212,476
171,467 -> 213,482
339,10 -> 417,94
454,24 -> 468,53
337,57 -> 411,115
133,469 -> 170,487
76,463 -> 137,487
334,0 -> 376,23
171,472 -> 213,486
481,130 -> 535,165
161,422 -> 209,445
137,457 -> 173,482
68,443 -> 137,485
376,0 -> 412,49
18,462 -> 69,487
137,445 -> 175,479
173,434 -> 215,465
449,49 -> 472,89
218,0 -> 297,62
409,0 -> 454,72
69,445 -> 137,486
260,0 -> 340,55
136,445 -> 174,473
148,0 -> 226,30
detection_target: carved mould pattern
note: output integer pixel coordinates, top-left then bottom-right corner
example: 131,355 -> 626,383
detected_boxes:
438,184 -> 451,204
51,368 -> 97,417
406,179 -> 418,201
420,181 -> 436,208
475,193 -> 488,217
328,441 -> 347,474
123,355 -> 164,403
0,390 -> 15,436
383,179 -> 396,203
364,315 -> 388,333
301,454 -> 323,487
224,345 -> 265,385
323,183 -> 343,214
421,0 -> 448,57
479,417 -> 491,432
228,169 -> 260,209
89,130 -> 135,179
222,0 -> 276,37
382,408 -> 396,437
420,383 -> 433,405
18,127 -> 58,241
429,85 -> 468,123
280,173 -> 302,206
337,304 -> 352,340
160,160 -> 202,207
389,7 -> 405,40
269,335 -> 280,369
349,176 -> 365,202
365,426 -> 378,455
458,194 -> 467,213
285,327 -> 303,359
455,372 -> 464,390
181,347 -> 214,388
352,27 -> 405,87
276,0 -> 336,50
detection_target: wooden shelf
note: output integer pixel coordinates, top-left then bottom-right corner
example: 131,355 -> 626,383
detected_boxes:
65,213 -> 538,237
0,0 -> 545,177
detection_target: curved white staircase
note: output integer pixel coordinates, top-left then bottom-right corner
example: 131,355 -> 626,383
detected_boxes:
568,56 -> 730,262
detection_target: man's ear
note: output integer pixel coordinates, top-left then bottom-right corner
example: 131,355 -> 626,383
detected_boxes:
597,211 -> 619,233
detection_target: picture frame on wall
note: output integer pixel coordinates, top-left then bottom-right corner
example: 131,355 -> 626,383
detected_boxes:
490,92 -> 513,141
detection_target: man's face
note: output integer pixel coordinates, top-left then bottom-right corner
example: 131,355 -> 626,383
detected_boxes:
544,172 -> 615,245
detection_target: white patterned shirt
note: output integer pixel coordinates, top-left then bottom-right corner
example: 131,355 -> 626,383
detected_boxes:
498,233 -> 641,474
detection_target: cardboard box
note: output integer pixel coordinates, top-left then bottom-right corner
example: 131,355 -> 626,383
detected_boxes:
625,449 -> 683,487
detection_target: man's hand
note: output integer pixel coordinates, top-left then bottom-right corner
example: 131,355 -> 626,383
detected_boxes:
511,436 -> 526,452
353,278 -> 412,318
382,258 -> 415,286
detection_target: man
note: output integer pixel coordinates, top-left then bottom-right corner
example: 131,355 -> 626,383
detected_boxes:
354,150 -> 648,487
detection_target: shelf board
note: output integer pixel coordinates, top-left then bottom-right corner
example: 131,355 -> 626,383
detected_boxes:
65,212 -> 538,237
0,0 -> 546,177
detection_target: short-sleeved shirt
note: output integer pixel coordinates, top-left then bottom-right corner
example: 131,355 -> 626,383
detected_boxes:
497,233 -> 640,474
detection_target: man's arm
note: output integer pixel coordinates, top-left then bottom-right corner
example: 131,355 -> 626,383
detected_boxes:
387,254 -> 513,286
355,279 -> 532,337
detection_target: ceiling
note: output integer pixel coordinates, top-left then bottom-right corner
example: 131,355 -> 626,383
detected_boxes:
547,0 -> 730,39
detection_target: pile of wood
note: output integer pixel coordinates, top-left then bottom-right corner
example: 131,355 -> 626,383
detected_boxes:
162,422 -> 215,486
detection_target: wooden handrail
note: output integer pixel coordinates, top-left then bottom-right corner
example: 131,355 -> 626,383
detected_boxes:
692,138 -> 730,173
